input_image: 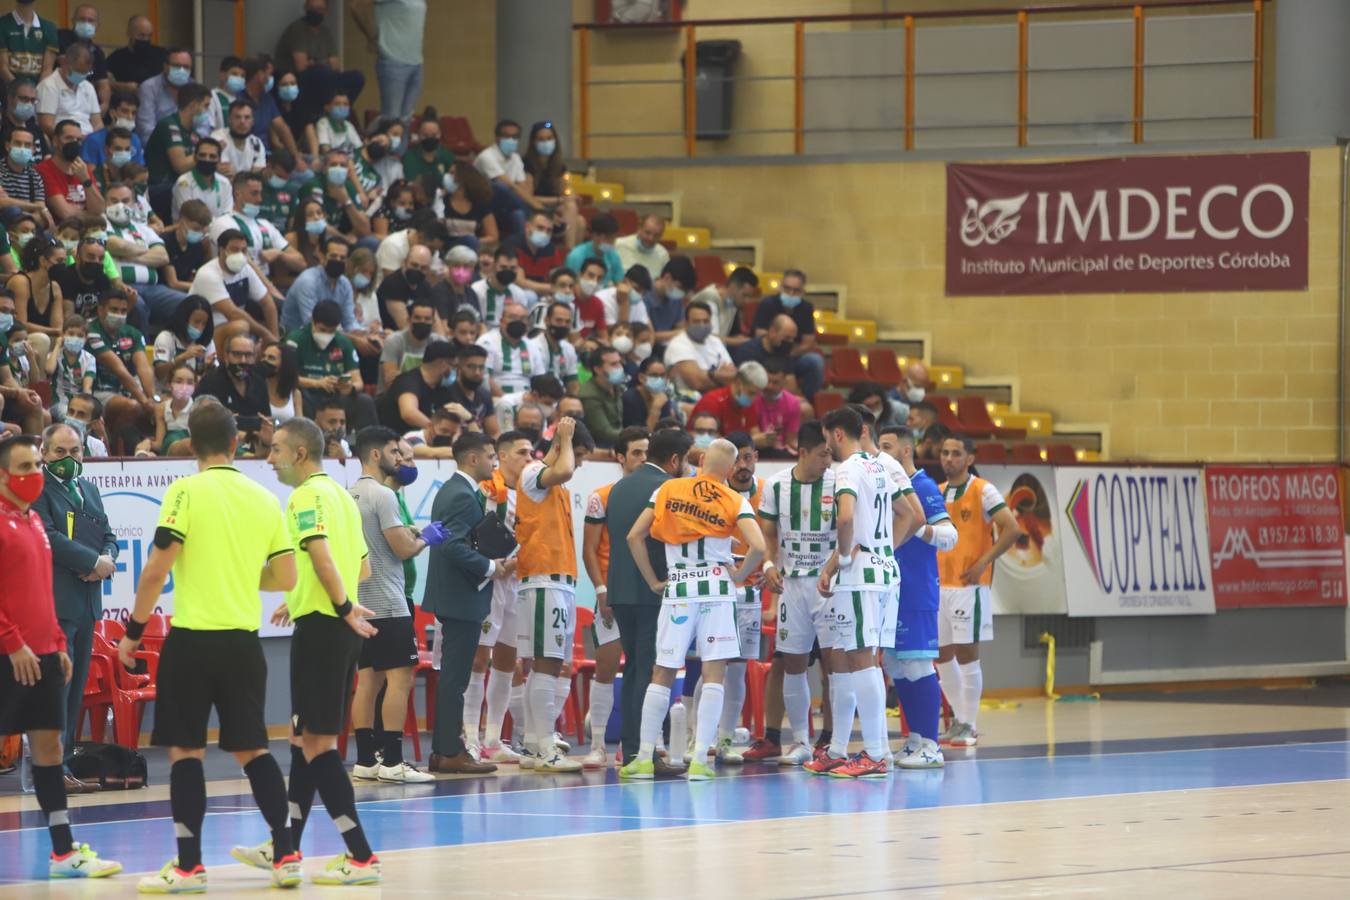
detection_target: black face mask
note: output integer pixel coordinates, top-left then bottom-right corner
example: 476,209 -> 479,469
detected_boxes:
504,319 -> 527,341
495,268 -> 517,287
458,376 -> 482,392
367,142 -> 388,161
133,39 -> 152,53
257,361 -> 279,377
227,362 -> 250,380
404,268 -> 424,286
420,136 -> 439,153
304,10 -> 324,26
431,434 -> 454,448
324,259 -> 345,279
60,140 -> 82,162
409,321 -> 432,341
195,160 -> 218,179
77,262 -> 102,281
548,324 -> 570,342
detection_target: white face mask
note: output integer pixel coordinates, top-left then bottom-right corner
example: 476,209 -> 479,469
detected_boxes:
105,201 -> 132,225
611,334 -> 634,355
114,117 -> 136,131
312,330 -> 335,349
578,278 -> 598,297
224,251 -> 247,274
538,402 -> 558,419
633,341 -> 653,361
906,385 -> 926,403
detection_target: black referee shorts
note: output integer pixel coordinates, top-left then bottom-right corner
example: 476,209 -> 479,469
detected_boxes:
151,629 -> 269,752
291,612 -> 362,736
357,615 -> 418,672
0,652 -> 66,735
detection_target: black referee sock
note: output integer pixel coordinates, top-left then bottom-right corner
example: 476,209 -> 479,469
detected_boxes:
169,758 -> 207,871
310,749 -> 374,863
243,754 -> 295,861
286,745 -> 316,848
354,728 -> 378,767
381,730 -> 404,767
32,764 -> 73,856
764,727 -> 782,747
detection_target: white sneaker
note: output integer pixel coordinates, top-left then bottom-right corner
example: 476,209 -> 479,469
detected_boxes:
378,761 -> 435,783
517,746 -> 537,769
483,741 -> 521,764
552,732 -> 571,753
777,743 -> 813,766
312,853 -> 381,886
715,738 -> 744,765
898,738 -> 945,769
581,747 -> 609,769
138,859 -> 206,894
466,742 -> 482,762
230,840 -> 273,870
352,762 -> 382,780
938,720 -> 965,746
949,723 -> 978,748
534,750 -> 582,773
49,843 -> 122,878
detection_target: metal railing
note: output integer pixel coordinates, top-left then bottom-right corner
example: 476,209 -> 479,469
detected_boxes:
573,0 -> 1268,159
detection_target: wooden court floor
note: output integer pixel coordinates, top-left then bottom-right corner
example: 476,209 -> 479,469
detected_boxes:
4,689 -> 1350,897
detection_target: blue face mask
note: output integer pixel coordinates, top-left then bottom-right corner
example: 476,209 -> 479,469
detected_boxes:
225,74 -> 246,93
193,110 -> 211,129
326,165 -> 347,186
498,137 -> 519,156
267,173 -> 289,190
167,66 -> 191,87
185,228 -> 205,244
110,149 -> 132,167
643,375 -> 667,394
666,286 -> 685,302
11,101 -> 33,121
535,139 -> 557,156
8,147 -> 31,167
441,172 -> 457,194
305,218 -> 327,235
352,273 -> 371,290
240,202 -> 260,218
74,21 -> 96,40
441,369 -> 457,387
278,84 -> 299,102
329,105 -> 350,121
186,324 -> 204,340
265,74 -> 275,92
63,336 -> 85,354
733,391 -> 754,408
64,416 -> 86,435
395,464 -> 419,486
606,366 -> 627,386
67,70 -> 89,85
528,229 -> 550,249
693,432 -> 714,449
780,293 -> 802,309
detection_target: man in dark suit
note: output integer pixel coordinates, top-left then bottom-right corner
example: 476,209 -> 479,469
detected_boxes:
422,431 -> 505,774
32,423 -> 118,793
606,427 -> 693,769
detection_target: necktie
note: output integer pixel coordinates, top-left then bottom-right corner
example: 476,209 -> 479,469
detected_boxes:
475,487 -> 486,513
66,478 -> 82,508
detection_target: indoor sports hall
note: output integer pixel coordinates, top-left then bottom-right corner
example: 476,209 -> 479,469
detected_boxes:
4,0 -> 1350,897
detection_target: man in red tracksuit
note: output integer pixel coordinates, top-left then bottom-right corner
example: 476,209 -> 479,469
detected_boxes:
0,435 -> 121,880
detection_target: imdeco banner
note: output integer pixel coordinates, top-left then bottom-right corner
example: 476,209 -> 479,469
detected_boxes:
946,152 -> 1309,295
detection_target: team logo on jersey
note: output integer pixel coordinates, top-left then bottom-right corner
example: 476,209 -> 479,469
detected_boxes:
555,634 -> 564,647
482,621 -> 491,634
960,508 -> 974,522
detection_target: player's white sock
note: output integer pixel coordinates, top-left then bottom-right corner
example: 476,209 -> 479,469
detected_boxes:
462,671 -> 486,745
935,659 -> 965,723
508,681 -> 526,746
783,670 -> 811,747
827,670 -> 856,758
637,683 -> 671,762
717,662 -> 747,741
483,667 -> 512,746
854,666 -> 888,759
588,680 -> 614,751
553,674 -> 573,732
694,682 -> 724,762
526,671 -> 555,756
959,660 -> 983,731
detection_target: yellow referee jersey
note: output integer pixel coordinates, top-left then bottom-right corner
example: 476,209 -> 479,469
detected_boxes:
285,472 -> 369,619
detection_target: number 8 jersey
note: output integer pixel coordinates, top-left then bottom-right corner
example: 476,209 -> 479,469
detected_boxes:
833,452 -> 911,591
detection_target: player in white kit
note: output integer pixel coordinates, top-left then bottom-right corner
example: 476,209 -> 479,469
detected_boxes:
805,407 -> 917,779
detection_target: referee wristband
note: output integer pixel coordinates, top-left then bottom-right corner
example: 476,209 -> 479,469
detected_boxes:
125,618 -> 146,641
335,599 -> 354,617
595,586 -> 607,595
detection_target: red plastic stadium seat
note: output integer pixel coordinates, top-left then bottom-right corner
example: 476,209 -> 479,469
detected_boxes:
1044,443 -> 1079,465
866,348 -> 904,386
925,395 -> 967,434
1010,443 -> 1044,465
413,607 -> 438,733
957,396 -> 1025,440
812,391 -> 845,416
612,208 -> 639,236
442,116 -> 483,154
693,254 -> 726,290
825,348 -> 869,388
815,331 -> 847,346
975,442 -> 1009,463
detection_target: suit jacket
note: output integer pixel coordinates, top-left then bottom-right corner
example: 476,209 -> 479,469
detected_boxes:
422,471 -> 494,624
606,463 -> 671,607
33,475 -> 118,623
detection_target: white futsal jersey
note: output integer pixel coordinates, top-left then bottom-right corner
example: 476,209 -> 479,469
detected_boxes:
832,452 -> 904,591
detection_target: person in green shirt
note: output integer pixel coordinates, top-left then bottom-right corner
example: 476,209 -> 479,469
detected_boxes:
258,147 -> 298,233
0,3 -> 57,84
297,148 -> 370,237
256,414 -> 382,885
145,82 -> 210,186
117,397 -> 301,892
85,290 -> 155,454
286,297 -> 379,435
401,117 -> 453,183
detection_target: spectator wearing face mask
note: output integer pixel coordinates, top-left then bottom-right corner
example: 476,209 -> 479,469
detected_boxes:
732,312 -> 797,368
375,242 -> 432,331
82,91 -> 142,169
209,171 -> 303,282
528,266 -> 580,331
38,119 -> 103,221
615,214 -> 669,277
430,244 -> 479,322
663,299 -> 735,398
374,206 -> 445,280
162,199 -> 212,291
887,360 -> 930,423
354,121 -> 404,202
296,148 -> 371,240
51,233 -> 111,322
1,77 -> 49,166
377,339 -> 455,431
579,345 -> 631,449
445,343 -> 495,433
516,210 -> 565,296
189,228 -> 277,349
171,136 -> 232,221
594,263 -> 651,331
58,5 -> 109,110
62,391 -> 107,456
565,212 -> 623,288
494,372 -> 562,434
478,300 -> 544,398
106,16 -> 166,94
145,81 -> 209,187
0,0 -> 57,86
135,47 -> 196,144
257,147 -> 298,232
286,297 -> 376,432
473,118 -> 537,240
103,181 -> 187,328
92,126 -> 137,197
692,265 -> 759,345
438,162 -> 496,252
470,245 -> 533,329
36,41 -> 101,138
403,114 -> 453,184
622,355 -> 676,430
0,126 -> 47,220
44,314 -> 93,417
380,295 -> 445,387
205,56 -> 246,133
281,236 -> 356,333
371,180 -> 414,240
749,267 -> 823,401
756,357 -> 802,458
687,410 -> 720,452
573,257 -> 608,338
687,361 -> 766,440
645,255 -> 696,343
308,90 -> 360,157
151,294 -> 213,391
212,99 -> 267,177
403,406 -> 459,459
535,300 -> 581,392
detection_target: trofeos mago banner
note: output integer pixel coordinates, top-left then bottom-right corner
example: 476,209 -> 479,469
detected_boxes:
947,152 -> 1309,295
1056,466 -> 1215,616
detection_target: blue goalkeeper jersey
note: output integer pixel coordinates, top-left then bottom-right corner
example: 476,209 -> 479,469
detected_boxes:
896,470 -> 949,612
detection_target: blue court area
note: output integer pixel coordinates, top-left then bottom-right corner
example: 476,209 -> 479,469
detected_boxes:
2,729 -> 1349,885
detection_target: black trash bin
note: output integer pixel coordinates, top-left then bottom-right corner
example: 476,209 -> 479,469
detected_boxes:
681,39 -> 742,140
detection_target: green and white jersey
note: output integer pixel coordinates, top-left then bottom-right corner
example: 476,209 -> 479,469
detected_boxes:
832,452 -> 902,591
758,467 -> 837,578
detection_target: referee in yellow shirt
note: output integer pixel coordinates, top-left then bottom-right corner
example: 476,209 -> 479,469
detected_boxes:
255,416 -> 382,886
117,398 -> 303,893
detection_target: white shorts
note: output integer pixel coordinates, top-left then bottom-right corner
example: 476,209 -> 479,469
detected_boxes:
735,586 -> 761,660
777,577 -> 832,655
589,602 -> 622,647
879,585 -> 900,651
516,586 -> 577,661
939,585 -> 994,645
827,589 -> 886,652
655,601 -> 740,666
478,577 -> 520,648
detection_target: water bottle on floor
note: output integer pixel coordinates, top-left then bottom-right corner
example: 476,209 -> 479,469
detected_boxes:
669,703 -> 687,765
19,735 -> 34,793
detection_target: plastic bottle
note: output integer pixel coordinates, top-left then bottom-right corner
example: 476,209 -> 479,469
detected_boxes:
19,735 -> 34,793
668,702 -> 687,765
